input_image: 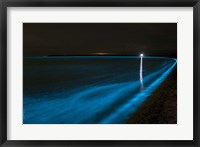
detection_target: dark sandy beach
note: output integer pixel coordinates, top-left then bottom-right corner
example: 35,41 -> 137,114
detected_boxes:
127,66 -> 177,124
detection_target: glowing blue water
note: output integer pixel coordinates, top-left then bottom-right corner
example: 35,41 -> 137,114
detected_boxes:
23,56 -> 177,124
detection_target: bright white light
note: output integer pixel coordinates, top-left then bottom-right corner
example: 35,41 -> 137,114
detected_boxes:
140,54 -> 144,89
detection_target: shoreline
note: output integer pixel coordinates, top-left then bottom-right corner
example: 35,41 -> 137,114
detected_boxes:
127,66 -> 177,124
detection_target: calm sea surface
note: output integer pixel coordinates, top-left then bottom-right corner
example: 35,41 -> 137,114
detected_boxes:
23,56 -> 177,124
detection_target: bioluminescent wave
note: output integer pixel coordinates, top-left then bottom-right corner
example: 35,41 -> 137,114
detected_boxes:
23,56 -> 177,124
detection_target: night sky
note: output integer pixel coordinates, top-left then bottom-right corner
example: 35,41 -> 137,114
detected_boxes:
23,23 -> 177,57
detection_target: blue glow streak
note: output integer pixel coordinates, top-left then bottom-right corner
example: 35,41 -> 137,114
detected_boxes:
99,62 -> 177,124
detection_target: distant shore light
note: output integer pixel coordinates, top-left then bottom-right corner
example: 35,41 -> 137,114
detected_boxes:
94,52 -> 110,55
140,54 -> 144,57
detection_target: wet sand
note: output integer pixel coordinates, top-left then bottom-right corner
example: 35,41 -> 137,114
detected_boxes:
127,66 -> 177,124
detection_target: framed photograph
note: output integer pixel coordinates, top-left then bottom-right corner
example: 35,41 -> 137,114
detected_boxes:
0,0 -> 199,146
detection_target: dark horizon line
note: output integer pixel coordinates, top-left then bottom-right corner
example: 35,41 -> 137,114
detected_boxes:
24,54 -> 177,58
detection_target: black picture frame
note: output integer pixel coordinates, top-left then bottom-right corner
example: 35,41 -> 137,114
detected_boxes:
0,0 -> 199,146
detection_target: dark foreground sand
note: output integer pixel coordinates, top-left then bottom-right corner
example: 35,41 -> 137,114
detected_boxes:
127,66 -> 177,124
